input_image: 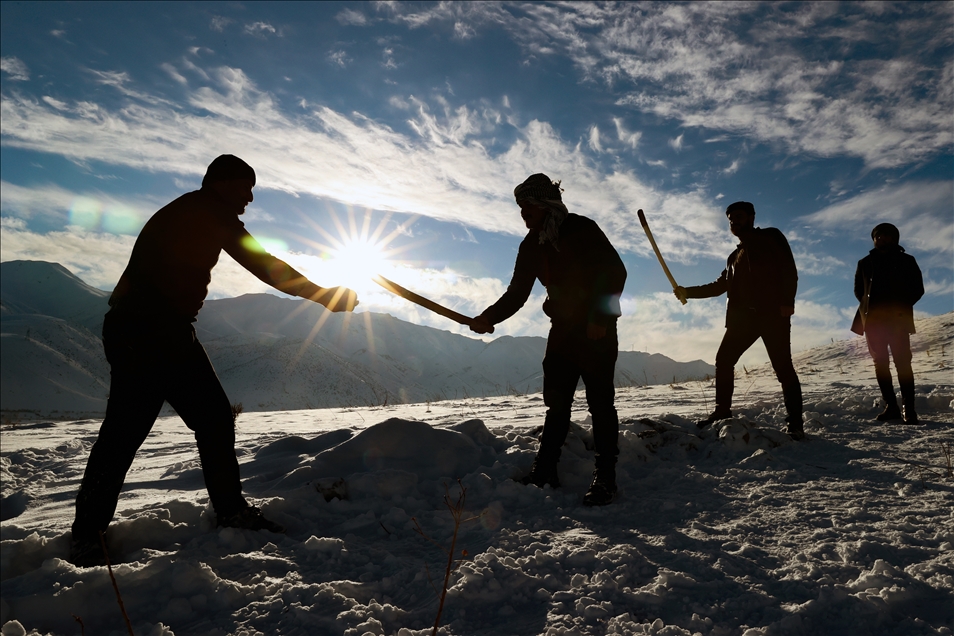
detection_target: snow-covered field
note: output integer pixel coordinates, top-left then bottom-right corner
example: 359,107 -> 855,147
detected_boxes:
2,315 -> 952,636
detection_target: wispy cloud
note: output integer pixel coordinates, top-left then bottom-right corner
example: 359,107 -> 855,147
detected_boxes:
244,22 -> 279,37
790,250 -> 847,277
801,180 -> 954,263
336,8 -> 368,26
1,56 -> 29,81
328,50 -> 351,68
210,16 -> 232,33
0,180 -> 155,228
588,125 -> 602,153
384,2 -> 953,169
612,118 -> 640,150
923,277 -> 953,298
0,64 -> 733,262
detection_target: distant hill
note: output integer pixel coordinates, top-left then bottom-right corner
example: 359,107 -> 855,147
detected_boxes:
0,260 -> 714,418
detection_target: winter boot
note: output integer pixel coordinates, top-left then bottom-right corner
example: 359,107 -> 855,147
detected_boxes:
696,408 -> 732,429
876,404 -> 902,421
900,381 -> 918,424
783,382 -> 805,441
785,415 -> 806,441
583,456 -> 617,506
519,453 -> 560,489
875,375 -> 902,421
69,532 -> 108,568
218,505 -> 285,533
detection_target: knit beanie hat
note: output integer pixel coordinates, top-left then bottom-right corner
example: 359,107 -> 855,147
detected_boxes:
202,155 -> 256,187
871,222 -> 899,243
725,201 -> 755,216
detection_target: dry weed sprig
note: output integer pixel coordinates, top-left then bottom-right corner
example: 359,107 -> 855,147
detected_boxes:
72,614 -> 86,636
942,442 -> 953,479
890,444 -> 954,488
99,531 -> 135,636
411,480 -> 482,636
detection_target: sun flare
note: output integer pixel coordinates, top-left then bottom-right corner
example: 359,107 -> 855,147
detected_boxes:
329,237 -> 391,294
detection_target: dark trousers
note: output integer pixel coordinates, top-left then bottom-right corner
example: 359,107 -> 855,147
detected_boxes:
715,313 -> 801,419
72,312 -> 246,539
539,323 -> 619,464
865,320 -> 914,405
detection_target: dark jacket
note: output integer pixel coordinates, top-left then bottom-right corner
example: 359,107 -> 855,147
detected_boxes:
850,245 -> 923,335
684,227 -> 798,328
481,213 -> 627,328
109,188 -> 309,323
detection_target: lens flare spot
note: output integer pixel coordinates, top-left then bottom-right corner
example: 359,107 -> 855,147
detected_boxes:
102,204 -> 142,235
69,197 -> 102,229
255,237 -> 288,254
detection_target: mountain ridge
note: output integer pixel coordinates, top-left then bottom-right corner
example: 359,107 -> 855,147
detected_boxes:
0,260 -> 714,417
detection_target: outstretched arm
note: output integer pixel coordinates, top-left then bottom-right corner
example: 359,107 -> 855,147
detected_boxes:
680,270 -> 729,300
470,240 -> 536,333
225,229 -> 358,312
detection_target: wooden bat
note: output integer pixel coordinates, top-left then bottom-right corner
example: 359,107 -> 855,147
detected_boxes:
372,275 -> 494,333
637,209 -> 687,305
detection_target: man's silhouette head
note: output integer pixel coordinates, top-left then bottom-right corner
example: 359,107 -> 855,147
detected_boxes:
203,155 -> 256,213
871,222 -> 900,249
726,201 -> 755,238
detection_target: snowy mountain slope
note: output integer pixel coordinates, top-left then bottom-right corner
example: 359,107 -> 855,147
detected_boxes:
0,261 -> 714,416
0,316 -> 109,416
0,314 -> 951,635
0,261 -> 109,333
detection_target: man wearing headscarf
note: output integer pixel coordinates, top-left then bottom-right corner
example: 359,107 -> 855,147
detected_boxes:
70,155 -> 358,566
674,201 -> 804,440
471,174 -> 627,506
851,223 -> 924,423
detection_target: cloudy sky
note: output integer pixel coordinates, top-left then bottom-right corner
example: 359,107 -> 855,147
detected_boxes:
2,1 -> 952,366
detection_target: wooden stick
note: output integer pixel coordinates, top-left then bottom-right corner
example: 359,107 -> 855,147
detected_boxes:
373,275 -> 493,333
637,209 -> 686,305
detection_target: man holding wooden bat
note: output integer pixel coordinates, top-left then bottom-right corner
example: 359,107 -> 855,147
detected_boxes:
470,174 -> 627,506
674,201 -> 805,440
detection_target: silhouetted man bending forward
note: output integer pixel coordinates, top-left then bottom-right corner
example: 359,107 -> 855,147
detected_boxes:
70,155 -> 357,566
675,201 -> 805,440
471,174 -> 627,506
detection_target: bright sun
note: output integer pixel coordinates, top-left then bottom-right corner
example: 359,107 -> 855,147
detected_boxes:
330,237 -> 390,293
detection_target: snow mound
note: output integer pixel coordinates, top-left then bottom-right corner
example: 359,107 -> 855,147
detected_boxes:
310,418 -> 483,481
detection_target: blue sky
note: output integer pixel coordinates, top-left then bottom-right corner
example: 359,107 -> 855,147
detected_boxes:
2,1 -> 952,366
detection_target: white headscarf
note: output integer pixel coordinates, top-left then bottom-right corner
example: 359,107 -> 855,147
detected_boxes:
514,174 -> 568,250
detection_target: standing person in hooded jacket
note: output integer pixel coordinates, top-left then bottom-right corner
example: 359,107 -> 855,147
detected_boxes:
470,174 -> 627,506
70,155 -> 358,567
674,201 -> 805,440
851,222 -> 924,424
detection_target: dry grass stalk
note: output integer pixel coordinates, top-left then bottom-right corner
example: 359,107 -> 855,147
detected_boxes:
412,480 -> 481,636
99,531 -> 135,636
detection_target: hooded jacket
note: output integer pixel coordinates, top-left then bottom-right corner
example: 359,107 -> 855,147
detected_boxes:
481,213 -> 626,328
109,187 -> 310,323
684,227 -> 798,328
850,245 -> 923,335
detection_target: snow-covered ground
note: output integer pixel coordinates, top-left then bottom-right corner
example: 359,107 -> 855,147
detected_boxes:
2,314 -> 952,636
